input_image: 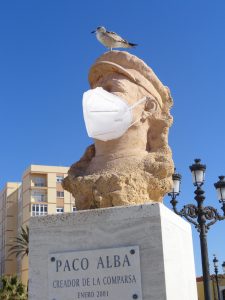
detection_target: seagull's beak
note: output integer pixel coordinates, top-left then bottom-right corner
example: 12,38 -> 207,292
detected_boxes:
91,30 -> 96,34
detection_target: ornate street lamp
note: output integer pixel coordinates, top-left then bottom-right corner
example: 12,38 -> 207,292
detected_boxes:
222,261 -> 225,274
168,159 -> 225,300
213,254 -> 221,300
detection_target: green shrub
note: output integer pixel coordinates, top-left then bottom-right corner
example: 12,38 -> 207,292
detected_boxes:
0,275 -> 27,300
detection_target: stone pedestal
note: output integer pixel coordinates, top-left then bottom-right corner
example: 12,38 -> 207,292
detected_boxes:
29,203 -> 198,300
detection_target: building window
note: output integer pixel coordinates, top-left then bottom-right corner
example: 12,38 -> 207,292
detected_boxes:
33,177 -> 46,187
72,206 -> 76,212
31,190 -> 47,202
56,207 -> 64,214
32,204 -> 48,216
56,176 -> 64,183
56,191 -> 64,198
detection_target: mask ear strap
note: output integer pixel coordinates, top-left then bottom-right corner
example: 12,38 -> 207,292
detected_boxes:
128,96 -> 158,129
128,116 -> 142,129
127,97 -> 148,129
128,97 -> 147,110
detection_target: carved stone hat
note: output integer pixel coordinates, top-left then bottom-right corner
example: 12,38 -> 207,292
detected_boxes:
88,51 -> 172,108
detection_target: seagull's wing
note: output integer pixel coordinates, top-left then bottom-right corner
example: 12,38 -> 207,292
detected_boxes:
106,31 -> 129,43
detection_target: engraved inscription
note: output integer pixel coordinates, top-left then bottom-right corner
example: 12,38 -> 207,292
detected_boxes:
48,246 -> 142,300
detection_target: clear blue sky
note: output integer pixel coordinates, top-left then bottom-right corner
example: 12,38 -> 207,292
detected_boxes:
0,0 -> 225,277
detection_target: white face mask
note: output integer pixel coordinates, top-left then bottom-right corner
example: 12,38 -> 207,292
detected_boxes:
83,87 -> 148,141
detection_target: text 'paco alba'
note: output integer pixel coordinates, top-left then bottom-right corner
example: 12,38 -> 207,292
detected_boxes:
55,254 -> 131,272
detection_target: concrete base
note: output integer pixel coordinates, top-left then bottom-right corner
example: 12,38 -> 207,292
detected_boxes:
29,203 -> 198,300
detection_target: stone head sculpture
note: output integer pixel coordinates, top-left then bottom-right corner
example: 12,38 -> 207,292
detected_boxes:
63,51 -> 174,210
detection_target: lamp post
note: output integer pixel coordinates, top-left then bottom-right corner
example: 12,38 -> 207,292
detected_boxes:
213,254 -> 221,300
168,159 -> 225,300
222,261 -> 225,274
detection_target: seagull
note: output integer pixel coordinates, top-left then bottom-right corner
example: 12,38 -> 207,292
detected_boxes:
91,26 -> 137,51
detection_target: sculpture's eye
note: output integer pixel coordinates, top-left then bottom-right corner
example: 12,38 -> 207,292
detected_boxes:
145,100 -> 154,111
144,97 -> 158,113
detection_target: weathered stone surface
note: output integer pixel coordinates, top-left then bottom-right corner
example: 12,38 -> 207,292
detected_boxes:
63,51 -> 174,210
28,204 -> 198,300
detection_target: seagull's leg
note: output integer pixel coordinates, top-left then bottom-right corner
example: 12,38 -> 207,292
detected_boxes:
110,47 -> 112,51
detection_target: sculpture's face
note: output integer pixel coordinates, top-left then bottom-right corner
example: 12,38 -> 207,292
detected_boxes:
92,72 -> 152,121
64,54 -> 174,209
